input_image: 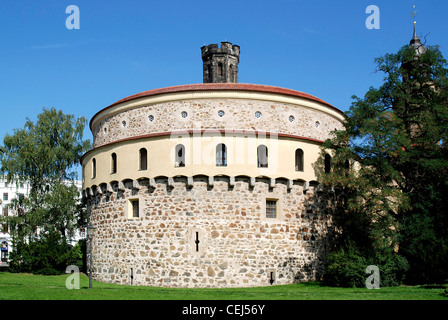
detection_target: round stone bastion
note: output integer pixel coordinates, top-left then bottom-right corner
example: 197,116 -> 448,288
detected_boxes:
81,83 -> 345,288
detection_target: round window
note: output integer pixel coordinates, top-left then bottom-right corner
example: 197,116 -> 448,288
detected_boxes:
289,115 -> 295,122
181,111 -> 188,118
255,111 -> 262,119
218,110 -> 225,117
122,120 -> 126,127
148,115 -> 154,122
315,121 -> 320,128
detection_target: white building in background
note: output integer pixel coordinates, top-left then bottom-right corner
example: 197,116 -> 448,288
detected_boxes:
0,178 -> 29,266
0,176 -> 84,267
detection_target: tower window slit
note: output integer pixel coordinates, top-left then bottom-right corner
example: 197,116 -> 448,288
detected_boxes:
195,232 -> 200,252
111,153 -> 117,174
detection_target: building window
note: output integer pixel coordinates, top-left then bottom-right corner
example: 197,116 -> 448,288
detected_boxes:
175,144 -> 185,167
257,145 -> 268,168
266,200 -> 277,219
139,148 -> 148,170
92,158 -> 96,179
216,143 -> 227,167
129,199 -> 139,218
3,193 -> 7,201
325,154 -> 332,173
111,153 -> 117,174
295,149 -> 304,172
218,62 -> 223,76
2,207 -> 8,216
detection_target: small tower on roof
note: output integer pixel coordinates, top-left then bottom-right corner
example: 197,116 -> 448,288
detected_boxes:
201,42 -> 240,83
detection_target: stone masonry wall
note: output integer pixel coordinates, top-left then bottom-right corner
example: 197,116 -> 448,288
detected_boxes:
93,98 -> 343,148
87,177 -> 331,288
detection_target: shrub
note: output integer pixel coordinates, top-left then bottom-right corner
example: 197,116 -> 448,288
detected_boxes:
324,247 -> 367,288
8,231 -> 84,275
324,244 -> 409,288
36,267 -> 60,275
373,252 -> 409,287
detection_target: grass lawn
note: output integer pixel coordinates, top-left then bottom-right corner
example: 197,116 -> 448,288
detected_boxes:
0,271 -> 447,300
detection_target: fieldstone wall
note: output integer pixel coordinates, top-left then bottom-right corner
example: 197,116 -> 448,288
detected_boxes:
86,176 -> 332,288
92,98 -> 343,148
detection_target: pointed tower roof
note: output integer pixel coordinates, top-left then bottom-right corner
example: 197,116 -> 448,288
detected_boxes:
409,21 -> 427,56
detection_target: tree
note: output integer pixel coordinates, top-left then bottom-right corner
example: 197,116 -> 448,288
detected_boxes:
0,107 -> 91,273
318,42 -> 448,285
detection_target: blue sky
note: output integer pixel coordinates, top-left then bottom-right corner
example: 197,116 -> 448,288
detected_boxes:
1,0 -> 447,165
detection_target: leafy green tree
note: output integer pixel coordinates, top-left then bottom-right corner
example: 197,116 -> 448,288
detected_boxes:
0,107 -> 91,273
319,42 -> 448,285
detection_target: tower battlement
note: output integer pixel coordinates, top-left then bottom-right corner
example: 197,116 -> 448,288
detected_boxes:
201,42 -> 240,58
201,41 -> 240,83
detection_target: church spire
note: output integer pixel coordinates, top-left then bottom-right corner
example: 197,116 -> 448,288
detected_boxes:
409,21 -> 427,56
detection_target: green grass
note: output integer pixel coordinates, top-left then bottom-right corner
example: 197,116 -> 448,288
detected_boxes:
0,272 -> 446,300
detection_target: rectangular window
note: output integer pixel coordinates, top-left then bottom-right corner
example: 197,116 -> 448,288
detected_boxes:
132,200 -> 139,218
2,207 -> 8,216
266,200 -> 277,219
3,193 -> 8,201
128,199 -> 139,218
